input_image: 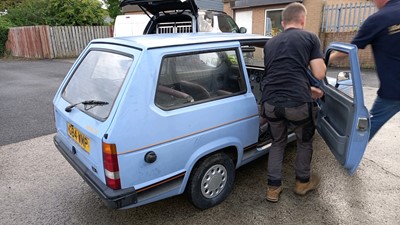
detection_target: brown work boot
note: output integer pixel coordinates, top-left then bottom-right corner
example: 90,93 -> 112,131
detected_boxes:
294,174 -> 320,196
266,185 -> 282,202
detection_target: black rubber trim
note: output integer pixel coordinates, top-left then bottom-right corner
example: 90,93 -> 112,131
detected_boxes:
53,134 -> 137,209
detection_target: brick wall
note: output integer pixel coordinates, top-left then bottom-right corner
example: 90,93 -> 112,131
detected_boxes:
321,32 -> 375,68
223,2 -> 233,17
303,0 -> 324,35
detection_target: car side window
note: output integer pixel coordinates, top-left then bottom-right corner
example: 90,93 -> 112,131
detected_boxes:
155,49 -> 246,109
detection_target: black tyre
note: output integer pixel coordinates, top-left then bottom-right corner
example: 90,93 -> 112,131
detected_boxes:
186,153 -> 235,210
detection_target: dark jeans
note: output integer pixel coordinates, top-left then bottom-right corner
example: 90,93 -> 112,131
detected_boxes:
369,96 -> 400,141
264,102 -> 315,186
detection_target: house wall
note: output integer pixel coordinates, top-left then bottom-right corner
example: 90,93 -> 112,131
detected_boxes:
224,0 -> 376,68
223,2 -> 234,17
303,0 -> 324,35
224,1 -> 323,35
225,0 -> 374,35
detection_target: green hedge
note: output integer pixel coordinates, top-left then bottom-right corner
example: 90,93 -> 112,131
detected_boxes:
0,19 -> 13,56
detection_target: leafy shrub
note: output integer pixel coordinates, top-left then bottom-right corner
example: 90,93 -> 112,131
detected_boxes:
0,18 -> 12,56
6,0 -> 106,26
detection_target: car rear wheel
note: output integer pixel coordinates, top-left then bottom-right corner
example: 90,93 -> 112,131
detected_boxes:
186,152 -> 235,210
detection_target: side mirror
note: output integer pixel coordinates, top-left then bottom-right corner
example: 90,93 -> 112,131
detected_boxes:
337,71 -> 351,81
335,71 -> 352,88
204,14 -> 212,21
239,27 -> 247,33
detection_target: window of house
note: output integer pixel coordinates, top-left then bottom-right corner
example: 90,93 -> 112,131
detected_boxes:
265,9 -> 284,36
155,49 -> 246,109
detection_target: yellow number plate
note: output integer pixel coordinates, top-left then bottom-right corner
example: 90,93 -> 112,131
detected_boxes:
67,123 -> 90,153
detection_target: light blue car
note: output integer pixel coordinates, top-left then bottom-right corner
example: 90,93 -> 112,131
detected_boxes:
53,33 -> 370,210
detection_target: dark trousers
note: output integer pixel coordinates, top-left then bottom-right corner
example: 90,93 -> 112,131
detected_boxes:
263,102 -> 315,186
369,96 -> 400,141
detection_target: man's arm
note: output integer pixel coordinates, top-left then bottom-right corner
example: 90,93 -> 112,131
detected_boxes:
329,51 -> 348,63
309,58 -> 326,80
311,86 -> 324,99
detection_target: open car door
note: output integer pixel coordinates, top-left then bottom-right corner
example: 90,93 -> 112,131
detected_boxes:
316,42 -> 370,175
120,0 -> 198,16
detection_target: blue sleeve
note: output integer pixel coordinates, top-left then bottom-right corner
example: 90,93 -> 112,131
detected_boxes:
351,15 -> 381,49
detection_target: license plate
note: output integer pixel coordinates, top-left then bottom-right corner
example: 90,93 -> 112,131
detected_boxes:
67,123 -> 90,153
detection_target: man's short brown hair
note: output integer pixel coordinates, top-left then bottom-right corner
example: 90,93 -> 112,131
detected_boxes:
282,2 -> 307,24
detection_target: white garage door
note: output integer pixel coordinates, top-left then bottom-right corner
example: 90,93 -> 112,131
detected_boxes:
235,11 -> 253,34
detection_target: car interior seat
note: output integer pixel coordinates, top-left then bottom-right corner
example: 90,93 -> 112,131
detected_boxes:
179,80 -> 211,101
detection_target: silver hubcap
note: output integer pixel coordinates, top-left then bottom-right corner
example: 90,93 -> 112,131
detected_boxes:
201,164 -> 227,199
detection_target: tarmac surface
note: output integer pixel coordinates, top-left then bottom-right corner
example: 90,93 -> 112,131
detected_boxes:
0,84 -> 399,224
0,59 -> 71,146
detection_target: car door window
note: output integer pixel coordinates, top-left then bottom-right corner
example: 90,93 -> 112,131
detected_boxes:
326,54 -> 354,99
155,49 -> 246,109
322,52 -> 355,138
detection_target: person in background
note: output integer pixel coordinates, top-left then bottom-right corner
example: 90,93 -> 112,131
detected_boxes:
330,0 -> 400,141
261,2 -> 326,203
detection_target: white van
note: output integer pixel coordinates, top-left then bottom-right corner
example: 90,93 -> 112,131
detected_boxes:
113,14 -> 149,37
116,0 -> 247,35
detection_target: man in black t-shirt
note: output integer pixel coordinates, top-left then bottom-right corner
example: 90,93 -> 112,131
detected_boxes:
261,2 -> 326,203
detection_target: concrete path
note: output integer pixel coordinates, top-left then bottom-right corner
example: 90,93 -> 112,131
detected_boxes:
0,87 -> 399,225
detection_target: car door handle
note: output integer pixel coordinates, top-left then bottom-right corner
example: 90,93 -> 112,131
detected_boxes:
357,117 -> 369,132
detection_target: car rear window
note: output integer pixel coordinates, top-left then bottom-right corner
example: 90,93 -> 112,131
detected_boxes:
62,50 -> 133,120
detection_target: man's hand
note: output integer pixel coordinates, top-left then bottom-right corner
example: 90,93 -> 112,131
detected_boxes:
311,86 -> 324,99
329,51 -> 348,64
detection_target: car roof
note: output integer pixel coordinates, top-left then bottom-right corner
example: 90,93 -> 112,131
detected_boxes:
93,33 -> 271,50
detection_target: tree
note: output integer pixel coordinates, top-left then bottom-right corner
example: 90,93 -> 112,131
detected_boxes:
0,17 -> 13,55
0,0 -> 24,11
46,0 -> 107,26
4,0 -> 47,26
4,0 -> 107,26
104,0 -> 122,21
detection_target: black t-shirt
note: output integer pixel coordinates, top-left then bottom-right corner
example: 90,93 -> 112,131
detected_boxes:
351,0 -> 400,100
261,28 -> 324,106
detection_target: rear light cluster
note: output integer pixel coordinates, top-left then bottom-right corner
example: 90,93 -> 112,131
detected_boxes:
102,142 -> 121,190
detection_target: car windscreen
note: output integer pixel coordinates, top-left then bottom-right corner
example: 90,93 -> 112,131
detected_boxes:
199,13 -> 240,33
62,50 -> 133,121
217,14 -> 240,33
242,45 -> 264,67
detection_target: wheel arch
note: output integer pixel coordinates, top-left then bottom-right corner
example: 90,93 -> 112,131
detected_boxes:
179,140 -> 241,194
183,146 -> 238,209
